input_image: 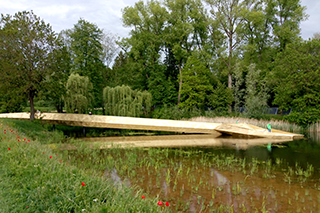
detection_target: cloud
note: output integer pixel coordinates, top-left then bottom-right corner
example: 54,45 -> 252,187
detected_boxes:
0,0 -> 319,40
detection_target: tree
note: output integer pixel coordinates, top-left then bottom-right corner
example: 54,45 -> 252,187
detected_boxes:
0,11 -> 56,120
103,85 -> 152,117
244,64 -> 269,118
312,32 -> 320,40
64,73 -> 93,114
266,0 -> 308,51
165,0 -> 207,105
270,40 -> 320,113
101,31 -> 118,68
67,19 -> 106,107
205,0 -> 248,89
120,0 -> 172,104
44,34 -> 71,113
180,51 -> 213,110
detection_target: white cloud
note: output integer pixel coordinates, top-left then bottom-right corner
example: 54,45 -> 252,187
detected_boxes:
0,0 -> 319,40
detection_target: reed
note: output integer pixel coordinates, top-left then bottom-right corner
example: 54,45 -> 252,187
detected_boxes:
189,116 -> 302,132
308,122 -> 320,132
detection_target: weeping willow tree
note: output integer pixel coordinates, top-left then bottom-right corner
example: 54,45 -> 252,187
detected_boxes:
64,73 -> 93,114
103,85 -> 152,117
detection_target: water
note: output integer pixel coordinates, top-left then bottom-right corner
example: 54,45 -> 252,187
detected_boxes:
66,133 -> 320,212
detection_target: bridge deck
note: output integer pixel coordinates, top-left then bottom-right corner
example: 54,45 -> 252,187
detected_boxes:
0,112 -> 303,140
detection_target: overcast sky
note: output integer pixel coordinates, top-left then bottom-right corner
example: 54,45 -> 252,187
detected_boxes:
0,0 -> 319,40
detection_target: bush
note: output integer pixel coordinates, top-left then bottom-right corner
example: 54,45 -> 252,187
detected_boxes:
284,109 -> 320,127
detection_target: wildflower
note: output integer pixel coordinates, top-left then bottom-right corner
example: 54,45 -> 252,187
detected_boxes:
18,139 -> 20,142
157,201 -> 163,206
81,182 -> 85,186
82,209 -> 86,212
26,206 -> 29,209
50,156 -> 52,159
23,138 -> 26,141
165,201 -> 169,207
27,139 -> 30,142
8,148 -> 11,150
141,195 -> 145,199
43,152 -> 45,154
93,199 -> 98,202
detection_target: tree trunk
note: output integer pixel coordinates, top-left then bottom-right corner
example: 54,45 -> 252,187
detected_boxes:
177,62 -> 182,105
29,91 -> 35,120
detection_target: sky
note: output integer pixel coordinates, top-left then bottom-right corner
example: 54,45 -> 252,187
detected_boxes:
0,0 -> 319,40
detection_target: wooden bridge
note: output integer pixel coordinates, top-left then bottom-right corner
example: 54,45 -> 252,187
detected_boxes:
0,112 -> 303,140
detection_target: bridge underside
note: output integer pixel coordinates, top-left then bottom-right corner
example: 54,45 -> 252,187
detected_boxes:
0,113 -> 303,140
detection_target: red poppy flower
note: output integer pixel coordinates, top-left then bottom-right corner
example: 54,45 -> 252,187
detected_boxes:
81,182 -> 85,186
43,152 -> 45,154
8,148 -> 11,150
157,201 -> 163,206
141,195 -> 145,199
17,136 -> 19,138
50,156 -> 52,159
23,139 -> 26,141
4,132 -> 6,134
27,139 -> 30,142
26,206 -> 28,209
165,201 -> 169,207
17,139 -> 20,142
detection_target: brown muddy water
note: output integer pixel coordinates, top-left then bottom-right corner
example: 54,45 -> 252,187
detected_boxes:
64,134 -> 320,212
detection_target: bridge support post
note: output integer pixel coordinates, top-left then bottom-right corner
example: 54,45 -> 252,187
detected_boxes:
83,127 -> 86,136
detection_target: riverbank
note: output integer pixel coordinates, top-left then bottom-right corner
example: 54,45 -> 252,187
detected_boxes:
0,119 -> 166,212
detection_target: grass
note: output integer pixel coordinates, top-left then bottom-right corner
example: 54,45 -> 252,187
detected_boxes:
0,119 -> 167,212
189,116 -> 302,133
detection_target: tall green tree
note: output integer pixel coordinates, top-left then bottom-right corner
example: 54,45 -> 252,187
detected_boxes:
0,11 -> 56,120
180,51 -> 213,110
266,0 -> 308,51
205,0 -> 248,90
165,0 -> 207,105
120,0 -> 170,102
67,19 -> 106,107
270,39 -> 320,112
64,73 -> 93,114
44,34 -> 71,113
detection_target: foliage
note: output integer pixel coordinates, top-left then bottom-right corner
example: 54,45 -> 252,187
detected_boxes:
180,51 -> 213,110
43,34 -> 71,112
0,11 -> 56,119
152,104 -> 202,120
270,39 -> 320,119
233,62 -> 245,113
65,19 -> 107,107
285,109 -> 320,128
64,73 -> 93,114
244,64 -> 269,119
103,85 -> 152,117
207,81 -> 234,113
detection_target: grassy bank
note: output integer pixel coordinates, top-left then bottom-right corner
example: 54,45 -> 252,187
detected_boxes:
0,119 -> 167,212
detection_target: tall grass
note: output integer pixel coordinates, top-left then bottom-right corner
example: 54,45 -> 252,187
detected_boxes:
189,116 -> 302,133
0,119 -> 166,212
308,122 -> 320,132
